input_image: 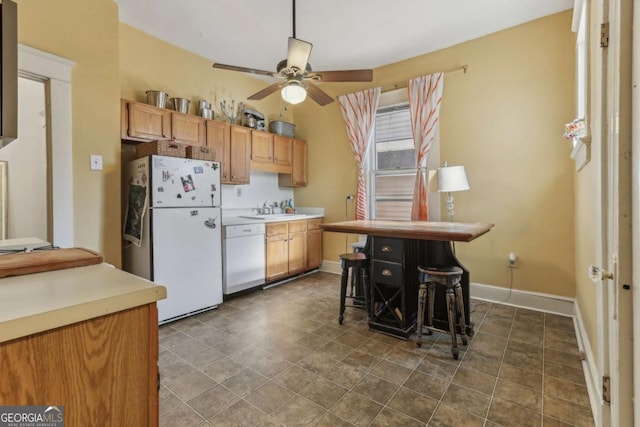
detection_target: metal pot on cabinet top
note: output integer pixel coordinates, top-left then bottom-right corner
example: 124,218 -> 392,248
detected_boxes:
170,97 -> 190,114
146,90 -> 169,108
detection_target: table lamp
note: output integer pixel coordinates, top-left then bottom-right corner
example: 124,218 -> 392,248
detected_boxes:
437,162 -> 470,222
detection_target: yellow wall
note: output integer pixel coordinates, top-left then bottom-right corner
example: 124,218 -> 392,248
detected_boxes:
119,24 -> 292,124
17,0 -> 121,265
296,11 -> 577,296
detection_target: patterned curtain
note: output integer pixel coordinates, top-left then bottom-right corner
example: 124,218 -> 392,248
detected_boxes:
408,73 -> 444,220
338,87 -> 381,220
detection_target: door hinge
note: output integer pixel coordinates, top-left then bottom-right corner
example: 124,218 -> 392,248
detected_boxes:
603,376 -> 611,403
601,23 -> 609,47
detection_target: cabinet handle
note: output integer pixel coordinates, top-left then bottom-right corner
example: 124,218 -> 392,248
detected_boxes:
381,246 -> 392,252
382,269 -> 392,277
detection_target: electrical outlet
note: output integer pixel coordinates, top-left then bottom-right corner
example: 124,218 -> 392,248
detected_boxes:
90,154 -> 103,171
507,252 -> 519,268
236,187 -> 242,197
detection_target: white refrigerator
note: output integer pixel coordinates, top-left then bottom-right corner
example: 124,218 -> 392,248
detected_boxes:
123,155 -> 223,323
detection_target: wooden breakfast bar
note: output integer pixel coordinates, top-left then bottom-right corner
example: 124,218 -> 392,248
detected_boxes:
321,220 -> 494,338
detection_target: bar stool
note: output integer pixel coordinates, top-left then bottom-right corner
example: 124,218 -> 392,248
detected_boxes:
416,265 -> 467,359
338,252 -> 369,324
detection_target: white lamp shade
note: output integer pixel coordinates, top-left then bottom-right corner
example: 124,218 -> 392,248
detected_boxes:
281,83 -> 307,104
437,165 -> 470,192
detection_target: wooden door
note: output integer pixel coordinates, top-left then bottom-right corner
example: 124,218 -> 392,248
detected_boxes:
288,231 -> 307,275
171,113 -> 205,145
291,139 -> 307,186
273,135 -> 292,168
266,234 -> 288,281
230,126 -> 251,184
251,130 -> 273,163
307,228 -> 322,269
127,101 -> 171,141
206,120 -> 231,183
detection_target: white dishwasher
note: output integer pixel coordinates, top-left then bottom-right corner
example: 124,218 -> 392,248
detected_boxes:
223,223 -> 266,295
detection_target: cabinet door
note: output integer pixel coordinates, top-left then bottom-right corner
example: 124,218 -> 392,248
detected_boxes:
127,101 -> 171,141
171,113 -> 205,145
291,139 -> 308,186
206,120 -> 231,183
230,126 -> 251,184
273,135 -> 292,168
266,234 -> 288,282
251,130 -> 273,162
288,231 -> 307,275
307,228 -> 322,270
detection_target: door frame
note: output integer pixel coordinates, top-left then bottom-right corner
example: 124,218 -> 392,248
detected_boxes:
17,44 -> 74,247
632,0 -> 640,424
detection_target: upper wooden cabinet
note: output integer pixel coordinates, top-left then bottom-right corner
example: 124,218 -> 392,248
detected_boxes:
171,112 -> 205,145
252,131 -> 292,174
279,139 -> 308,187
122,100 -> 171,142
121,100 -> 205,145
251,130 -> 273,163
204,121 -> 250,185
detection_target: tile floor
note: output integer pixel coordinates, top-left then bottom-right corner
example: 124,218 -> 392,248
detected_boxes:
158,272 -> 594,427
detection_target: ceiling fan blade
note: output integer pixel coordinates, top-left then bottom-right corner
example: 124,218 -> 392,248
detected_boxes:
307,69 -> 374,82
247,82 -> 284,101
213,62 -> 276,77
305,82 -> 334,106
287,37 -> 313,73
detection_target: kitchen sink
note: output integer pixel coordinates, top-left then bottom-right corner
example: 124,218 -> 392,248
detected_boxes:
238,214 -> 308,221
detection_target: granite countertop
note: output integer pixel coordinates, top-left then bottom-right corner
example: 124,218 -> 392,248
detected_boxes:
0,263 -> 166,343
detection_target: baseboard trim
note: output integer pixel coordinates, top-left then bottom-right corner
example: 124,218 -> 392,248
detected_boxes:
470,282 -> 575,317
320,260 -> 342,275
574,300 -> 602,426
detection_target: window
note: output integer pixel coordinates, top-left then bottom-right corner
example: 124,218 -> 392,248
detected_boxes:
368,104 -> 421,220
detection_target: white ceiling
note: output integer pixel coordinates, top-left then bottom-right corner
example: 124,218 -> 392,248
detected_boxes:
117,0 -> 574,76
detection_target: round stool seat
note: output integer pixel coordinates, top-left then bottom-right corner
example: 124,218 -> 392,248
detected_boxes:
339,252 -> 367,263
419,265 -> 463,276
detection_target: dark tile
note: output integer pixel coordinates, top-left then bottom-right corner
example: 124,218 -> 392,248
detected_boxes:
335,331 -> 369,348
352,374 -> 399,404
299,377 -> 348,409
545,314 -> 575,332
180,347 -> 227,369
403,370 -> 447,400
544,376 -> 590,407
430,403 -> 485,427
356,338 -> 395,357
546,327 -> 579,346
165,371 -> 216,401
477,322 -> 511,337
468,337 -> 506,360
247,354 -> 291,378
294,333 -> 330,350
187,384 -> 240,420
544,348 -> 583,370
370,408 -> 423,427
510,327 -> 544,345
493,378 -> 542,411
322,361 -> 367,388
452,366 -> 497,395
201,357 -> 244,383
441,383 -> 491,418
507,339 -> 544,358
543,395 -> 595,427
159,385 -> 181,415
274,365 -> 318,393
342,350 -> 381,372
383,347 -> 424,370
415,355 -> 457,381
369,360 -> 413,386
245,381 -> 295,415
460,351 -> 501,376
297,351 -> 339,375
543,415 -> 576,426
331,391 -> 384,427
487,397 -> 542,427
209,399 -> 267,426
314,412 -> 355,427
503,349 -> 543,371
387,387 -> 437,423
545,333 -> 581,355
160,402 -> 207,427
221,368 -> 269,397
544,360 -> 586,385
271,396 -> 326,427
499,364 -> 542,390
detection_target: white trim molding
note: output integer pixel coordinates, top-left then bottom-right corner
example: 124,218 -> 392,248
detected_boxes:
18,44 -> 74,248
575,299 -> 603,426
470,282 -> 575,316
571,135 -> 592,172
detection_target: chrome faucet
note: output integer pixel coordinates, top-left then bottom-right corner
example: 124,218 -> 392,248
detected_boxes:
262,202 -> 271,215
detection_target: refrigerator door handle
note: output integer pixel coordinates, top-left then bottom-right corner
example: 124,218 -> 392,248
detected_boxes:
204,218 -> 217,229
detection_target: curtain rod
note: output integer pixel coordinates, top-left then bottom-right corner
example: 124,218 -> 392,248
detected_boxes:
381,64 -> 468,93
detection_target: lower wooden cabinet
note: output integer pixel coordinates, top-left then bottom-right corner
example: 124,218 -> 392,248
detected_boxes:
0,303 -> 160,426
265,218 -> 322,282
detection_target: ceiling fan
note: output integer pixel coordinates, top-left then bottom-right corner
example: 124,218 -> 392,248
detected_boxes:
212,0 -> 373,106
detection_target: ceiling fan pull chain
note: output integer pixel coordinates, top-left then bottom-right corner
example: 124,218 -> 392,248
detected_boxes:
292,0 -> 296,38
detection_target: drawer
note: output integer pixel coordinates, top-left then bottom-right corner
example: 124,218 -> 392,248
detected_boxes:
372,260 -> 404,287
266,222 -> 288,236
307,218 -> 322,230
288,220 -> 307,233
372,237 -> 404,262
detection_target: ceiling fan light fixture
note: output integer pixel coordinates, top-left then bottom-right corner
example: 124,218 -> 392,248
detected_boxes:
281,82 -> 307,104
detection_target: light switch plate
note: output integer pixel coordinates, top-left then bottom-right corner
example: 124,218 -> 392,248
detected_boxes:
90,154 -> 103,171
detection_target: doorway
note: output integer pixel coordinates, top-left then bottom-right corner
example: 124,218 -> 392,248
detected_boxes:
0,76 -> 48,241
